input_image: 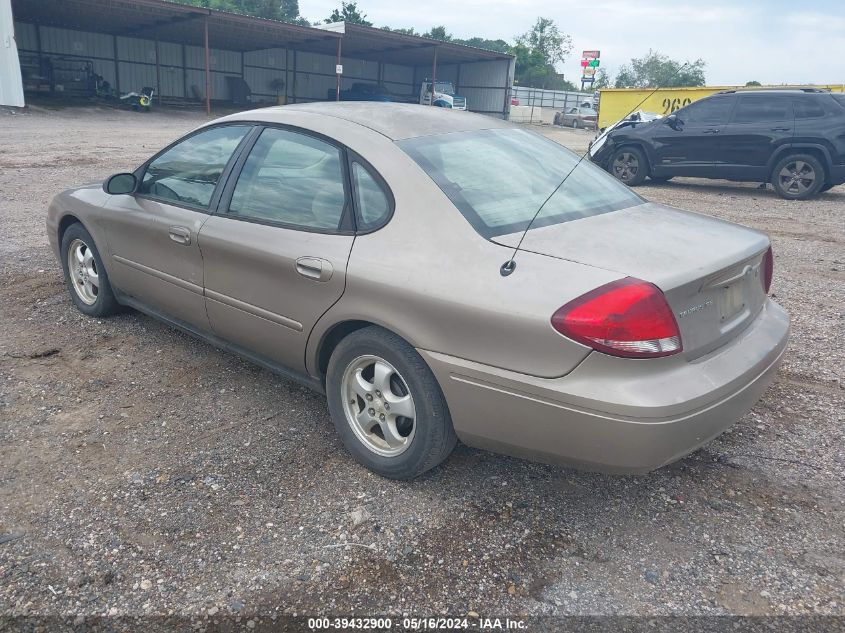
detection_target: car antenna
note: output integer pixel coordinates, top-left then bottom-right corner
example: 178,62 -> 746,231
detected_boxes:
499,64 -> 690,277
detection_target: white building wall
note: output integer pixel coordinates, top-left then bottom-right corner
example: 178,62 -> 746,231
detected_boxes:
1,0 -> 24,106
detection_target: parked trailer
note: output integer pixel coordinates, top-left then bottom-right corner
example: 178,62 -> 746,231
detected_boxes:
597,84 -> 845,130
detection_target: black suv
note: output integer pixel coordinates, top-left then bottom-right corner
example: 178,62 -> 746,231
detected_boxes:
589,89 -> 845,199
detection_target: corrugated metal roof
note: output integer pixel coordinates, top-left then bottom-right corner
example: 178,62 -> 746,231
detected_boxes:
11,0 -> 340,53
337,23 -> 512,65
10,0 -> 512,64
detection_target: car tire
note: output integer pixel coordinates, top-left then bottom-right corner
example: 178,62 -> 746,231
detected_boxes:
649,175 -> 673,183
571,119 -> 579,129
610,146 -> 648,186
771,154 -> 825,200
326,326 -> 457,479
60,222 -> 120,318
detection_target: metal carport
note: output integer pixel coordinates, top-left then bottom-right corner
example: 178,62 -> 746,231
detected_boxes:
8,0 -> 514,117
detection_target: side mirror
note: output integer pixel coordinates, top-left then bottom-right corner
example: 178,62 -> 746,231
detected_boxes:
104,173 -> 138,195
665,114 -> 682,130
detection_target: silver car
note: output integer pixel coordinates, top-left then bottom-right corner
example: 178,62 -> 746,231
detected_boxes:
46,103 -> 790,479
554,106 -> 598,129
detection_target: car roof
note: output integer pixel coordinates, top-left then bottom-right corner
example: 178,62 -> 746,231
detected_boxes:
716,88 -> 830,96
223,102 -> 512,141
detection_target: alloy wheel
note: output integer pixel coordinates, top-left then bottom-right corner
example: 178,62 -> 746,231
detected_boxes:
613,152 -> 639,182
67,238 -> 99,305
778,160 -> 816,196
341,355 -> 417,457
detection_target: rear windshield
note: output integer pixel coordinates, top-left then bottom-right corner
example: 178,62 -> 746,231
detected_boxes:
397,128 -> 643,238
831,94 -> 845,110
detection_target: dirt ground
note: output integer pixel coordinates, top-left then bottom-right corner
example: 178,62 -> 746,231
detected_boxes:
1,104 -> 843,628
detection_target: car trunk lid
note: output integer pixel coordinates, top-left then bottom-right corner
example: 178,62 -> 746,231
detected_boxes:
492,202 -> 771,359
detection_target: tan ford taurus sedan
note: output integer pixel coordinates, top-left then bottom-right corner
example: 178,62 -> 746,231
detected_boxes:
47,102 -> 790,479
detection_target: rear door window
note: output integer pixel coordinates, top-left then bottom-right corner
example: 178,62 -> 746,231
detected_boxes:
733,95 -> 792,123
226,127 -> 347,231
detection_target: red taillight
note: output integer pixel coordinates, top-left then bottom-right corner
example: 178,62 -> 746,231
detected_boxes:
762,246 -> 773,294
551,277 -> 682,358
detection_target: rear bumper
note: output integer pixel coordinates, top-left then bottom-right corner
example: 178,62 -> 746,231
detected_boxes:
420,299 -> 790,473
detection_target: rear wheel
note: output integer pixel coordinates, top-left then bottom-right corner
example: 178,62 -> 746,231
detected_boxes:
326,326 -> 457,479
771,154 -> 825,200
610,146 -> 648,186
571,118 -> 580,129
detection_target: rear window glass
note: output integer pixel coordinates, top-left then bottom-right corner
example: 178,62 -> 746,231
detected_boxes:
397,128 -> 643,239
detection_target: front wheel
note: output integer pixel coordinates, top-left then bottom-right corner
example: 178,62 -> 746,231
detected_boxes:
60,223 -> 120,317
610,147 -> 648,186
326,326 -> 457,479
571,119 -> 579,129
771,154 -> 825,200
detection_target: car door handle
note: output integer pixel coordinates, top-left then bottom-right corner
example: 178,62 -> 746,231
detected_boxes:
770,127 -> 791,132
168,226 -> 191,246
295,257 -> 333,282
702,128 -> 720,134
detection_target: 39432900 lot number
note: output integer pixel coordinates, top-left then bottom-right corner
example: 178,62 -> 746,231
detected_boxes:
307,617 -> 393,629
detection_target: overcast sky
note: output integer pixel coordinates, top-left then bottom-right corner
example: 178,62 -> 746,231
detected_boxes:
303,0 -> 845,86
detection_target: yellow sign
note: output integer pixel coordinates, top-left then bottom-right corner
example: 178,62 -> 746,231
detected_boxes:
596,84 -> 845,129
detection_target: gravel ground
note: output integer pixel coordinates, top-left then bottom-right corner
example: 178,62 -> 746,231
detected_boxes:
0,105 -> 843,628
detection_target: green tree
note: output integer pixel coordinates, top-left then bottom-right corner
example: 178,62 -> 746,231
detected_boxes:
745,80 -> 762,86
454,36 -> 510,54
592,68 -> 611,90
515,18 -> 572,67
614,50 -> 706,88
325,1 -> 372,26
423,26 -> 452,41
512,18 -> 573,89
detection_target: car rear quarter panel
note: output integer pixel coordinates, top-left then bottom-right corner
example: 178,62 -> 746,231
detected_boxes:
421,298 -> 789,472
